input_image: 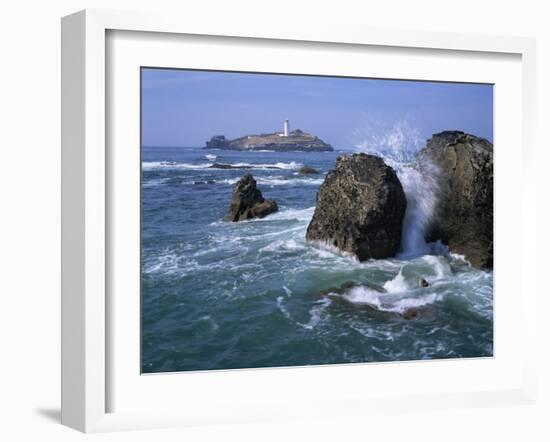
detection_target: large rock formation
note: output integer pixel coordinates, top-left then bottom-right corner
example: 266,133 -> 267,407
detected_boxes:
306,153 -> 407,260
416,131 -> 493,268
226,174 -> 278,222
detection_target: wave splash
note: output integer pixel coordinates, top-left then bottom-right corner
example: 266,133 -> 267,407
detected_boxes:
353,118 -> 439,256
397,163 -> 439,256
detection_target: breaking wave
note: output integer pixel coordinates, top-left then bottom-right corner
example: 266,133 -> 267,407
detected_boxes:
142,160 -> 302,171
383,268 -> 409,293
340,285 -> 443,314
218,176 -> 323,186
143,177 -> 323,187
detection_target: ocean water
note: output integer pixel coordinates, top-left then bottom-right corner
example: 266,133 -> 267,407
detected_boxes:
141,146 -> 493,373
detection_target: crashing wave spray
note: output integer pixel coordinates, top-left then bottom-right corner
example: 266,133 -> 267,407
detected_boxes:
353,118 -> 439,257
397,163 -> 439,256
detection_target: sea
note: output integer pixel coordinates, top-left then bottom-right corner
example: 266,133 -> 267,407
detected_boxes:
141,146 -> 493,373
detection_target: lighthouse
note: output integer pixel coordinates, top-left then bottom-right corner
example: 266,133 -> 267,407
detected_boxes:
283,119 -> 289,137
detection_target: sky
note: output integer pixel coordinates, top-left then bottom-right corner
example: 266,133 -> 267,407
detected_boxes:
141,68 -> 493,149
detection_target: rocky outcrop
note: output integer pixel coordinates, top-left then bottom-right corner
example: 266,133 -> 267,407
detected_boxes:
206,135 -> 231,149
306,153 -> 406,260
416,131 -> 493,268
226,174 -> 278,222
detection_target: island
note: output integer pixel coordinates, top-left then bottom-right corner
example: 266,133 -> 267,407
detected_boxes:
204,119 -> 333,152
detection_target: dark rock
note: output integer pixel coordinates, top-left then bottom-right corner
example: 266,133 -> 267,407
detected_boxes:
298,166 -> 319,175
419,278 -> 429,288
319,281 -> 360,297
205,135 -> 231,149
209,163 -> 283,170
402,308 -> 420,320
209,163 -> 252,170
416,131 -> 493,268
226,174 -> 278,222
306,153 -> 407,260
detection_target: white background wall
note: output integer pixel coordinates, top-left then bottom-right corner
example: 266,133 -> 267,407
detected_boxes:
0,1 -> 548,440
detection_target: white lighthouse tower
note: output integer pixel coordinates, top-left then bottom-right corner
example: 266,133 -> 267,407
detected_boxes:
283,118 -> 289,137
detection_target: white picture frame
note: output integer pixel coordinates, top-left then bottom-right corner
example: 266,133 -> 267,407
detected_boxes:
61,9 -> 537,433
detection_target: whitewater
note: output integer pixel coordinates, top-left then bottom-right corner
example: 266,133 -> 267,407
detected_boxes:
141,144 -> 493,373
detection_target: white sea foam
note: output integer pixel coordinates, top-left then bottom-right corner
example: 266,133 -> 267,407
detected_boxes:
142,178 -> 170,188
205,154 -> 217,161
217,177 -> 323,187
142,161 -> 212,170
259,239 -> 305,254
221,206 -> 313,226
267,206 -> 315,222
143,251 -> 189,275
306,240 -> 359,261
298,298 -> 332,330
422,255 -> 452,279
258,177 -> 324,186
276,296 -> 292,319
383,268 -> 409,293
340,285 -> 443,314
449,252 -> 472,267
143,243 -> 257,277
146,176 -> 322,187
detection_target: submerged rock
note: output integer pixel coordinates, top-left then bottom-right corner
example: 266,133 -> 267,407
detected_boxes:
318,281 -> 362,297
306,153 -> 407,260
226,174 -> 278,222
209,163 -> 253,170
401,308 -> 420,320
209,163 -> 282,170
298,166 -> 319,175
321,281 -> 426,320
416,131 -> 493,268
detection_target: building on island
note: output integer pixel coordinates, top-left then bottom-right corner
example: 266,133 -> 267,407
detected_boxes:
205,119 -> 333,152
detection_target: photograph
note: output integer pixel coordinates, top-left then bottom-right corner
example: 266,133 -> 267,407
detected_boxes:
140,68 -> 494,373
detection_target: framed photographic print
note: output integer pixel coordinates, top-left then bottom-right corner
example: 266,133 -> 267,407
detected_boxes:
140,67 -> 494,374
61,9 -> 537,432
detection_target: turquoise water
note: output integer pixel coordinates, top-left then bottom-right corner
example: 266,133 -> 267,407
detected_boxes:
141,147 -> 493,373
